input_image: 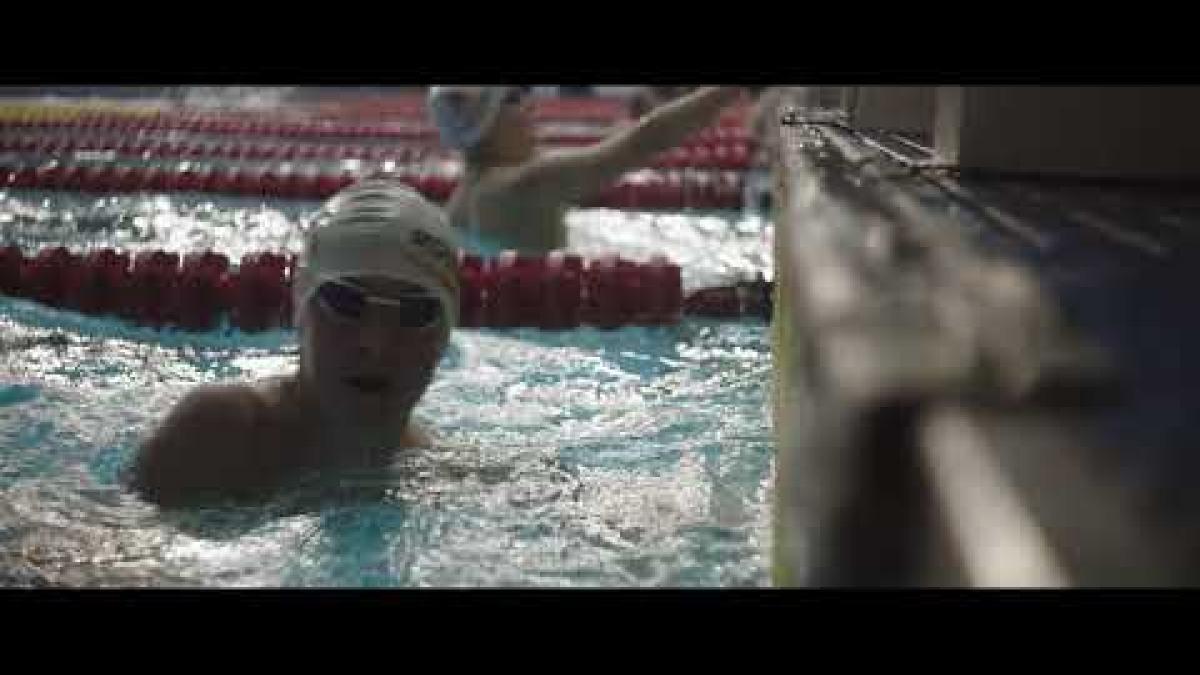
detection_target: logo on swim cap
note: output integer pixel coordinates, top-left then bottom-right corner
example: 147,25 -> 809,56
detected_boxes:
411,229 -> 455,268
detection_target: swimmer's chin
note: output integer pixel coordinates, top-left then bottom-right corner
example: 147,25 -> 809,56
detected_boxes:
343,374 -> 430,400
344,375 -> 393,395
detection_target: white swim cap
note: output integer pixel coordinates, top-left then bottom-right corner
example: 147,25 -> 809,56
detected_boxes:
295,179 -> 461,329
427,86 -> 511,151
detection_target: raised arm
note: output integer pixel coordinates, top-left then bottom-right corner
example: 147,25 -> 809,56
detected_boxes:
506,86 -> 749,203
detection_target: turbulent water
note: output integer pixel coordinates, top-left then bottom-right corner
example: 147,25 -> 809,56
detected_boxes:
0,189 -> 773,587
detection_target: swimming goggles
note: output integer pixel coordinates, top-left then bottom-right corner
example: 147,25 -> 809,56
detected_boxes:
314,278 -> 442,329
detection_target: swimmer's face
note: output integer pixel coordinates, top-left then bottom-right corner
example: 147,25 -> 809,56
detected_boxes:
299,275 -> 448,426
487,87 -> 536,156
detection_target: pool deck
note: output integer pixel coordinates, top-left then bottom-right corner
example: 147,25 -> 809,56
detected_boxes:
772,93 -> 1200,587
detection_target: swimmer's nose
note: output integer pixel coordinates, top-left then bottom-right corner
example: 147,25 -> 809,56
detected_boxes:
353,314 -> 392,362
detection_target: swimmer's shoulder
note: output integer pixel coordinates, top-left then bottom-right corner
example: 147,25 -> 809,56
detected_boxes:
150,381 -> 265,447
447,169 -> 520,232
404,418 -> 435,448
470,156 -> 566,203
130,381 -> 280,505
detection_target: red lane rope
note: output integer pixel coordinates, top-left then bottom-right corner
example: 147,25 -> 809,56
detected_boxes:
0,246 -> 732,332
0,133 -> 756,170
0,163 -> 745,208
0,112 -> 751,147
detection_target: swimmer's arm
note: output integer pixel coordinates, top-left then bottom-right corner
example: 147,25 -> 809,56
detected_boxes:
129,385 -> 263,506
509,87 -> 746,203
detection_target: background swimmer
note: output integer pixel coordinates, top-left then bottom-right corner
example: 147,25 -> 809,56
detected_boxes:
429,86 -> 762,253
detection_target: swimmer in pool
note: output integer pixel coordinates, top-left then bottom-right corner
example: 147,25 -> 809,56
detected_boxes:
130,179 -> 460,506
429,86 -> 759,254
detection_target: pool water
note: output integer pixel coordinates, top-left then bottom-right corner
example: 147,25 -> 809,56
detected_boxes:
0,189 -> 773,587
